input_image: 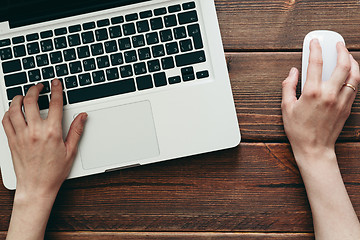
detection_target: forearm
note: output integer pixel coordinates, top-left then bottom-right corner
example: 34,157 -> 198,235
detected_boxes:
297,151 -> 360,240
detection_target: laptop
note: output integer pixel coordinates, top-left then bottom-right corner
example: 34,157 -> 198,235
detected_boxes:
0,0 -> 241,190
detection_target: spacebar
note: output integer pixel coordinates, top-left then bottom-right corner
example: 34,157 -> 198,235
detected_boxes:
67,78 -> 136,104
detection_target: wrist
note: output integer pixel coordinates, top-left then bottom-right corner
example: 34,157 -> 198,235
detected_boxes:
292,145 -> 337,169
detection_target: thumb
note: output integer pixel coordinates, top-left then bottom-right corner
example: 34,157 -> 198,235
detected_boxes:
65,112 -> 88,157
282,67 -> 299,109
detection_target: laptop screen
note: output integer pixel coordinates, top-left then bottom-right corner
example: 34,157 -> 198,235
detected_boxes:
0,0 -> 150,28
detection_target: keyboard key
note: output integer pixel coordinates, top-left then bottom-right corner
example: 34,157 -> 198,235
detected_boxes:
111,16 -> 124,24
161,57 -> 175,70
69,24 -> 81,33
50,51 -> 63,64
40,81 -> 51,94
36,54 -> 49,67
137,21 -> 150,35
150,18 -> 163,30
42,66 -> 55,79
133,62 -> 147,75
54,37 -> 67,49
24,84 -> 35,94
153,72 -> 167,87
188,24 -> 204,49
125,13 -> 138,22
96,56 -> 110,68
81,31 -> 95,44
132,35 -> 145,48
22,57 -> 36,69
181,66 -> 195,81
0,48 -> 13,60
197,70 -> 209,79
4,72 -> 27,87
64,48 -> 77,61
97,19 -> 110,27
140,10 -> 152,19
40,39 -> 54,52
91,43 -> 104,56
175,50 -> 206,67
120,65 -> 133,78
67,78 -> 136,104
123,23 -> 136,36
68,34 -> 81,47
164,15 -> 177,28
28,69 -> 41,82
92,70 -> 105,83
83,22 -> 96,30
55,64 -> 69,77
2,60 -> 21,74
165,42 -> 179,55
40,30 -> 53,39
26,33 -> 39,41
154,7 -> 167,16
12,36 -> 25,44
180,39 -> 193,52
152,45 -> 165,58
79,73 -> 92,86
124,50 -> 137,63
183,2 -> 196,10
136,75 -> 153,90
145,32 -> 159,45
83,58 -> 96,71
138,47 -> 151,60
95,28 -> 108,41
168,76 -> 181,84
38,95 -> 49,110
109,26 -> 122,38
160,29 -> 173,42
77,46 -> 91,59
104,40 -> 118,53
69,61 -> 82,74
174,27 -> 187,39
147,59 -> 161,72
0,39 -> 11,47
65,76 -> 78,89
168,4 -> 181,13
106,68 -> 119,80
7,87 -> 23,100
27,42 -> 40,54
55,27 -> 67,36
110,53 -> 124,66
178,10 -> 198,25
118,37 -> 132,50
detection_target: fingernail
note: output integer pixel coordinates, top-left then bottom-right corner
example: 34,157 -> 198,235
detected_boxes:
290,67 -> 297,76
81,113 -> 88,122
312,38 -> 319,44
53,79 -> 59,86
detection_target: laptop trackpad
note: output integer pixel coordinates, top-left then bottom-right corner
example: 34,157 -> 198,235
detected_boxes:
78,101 -> 159,170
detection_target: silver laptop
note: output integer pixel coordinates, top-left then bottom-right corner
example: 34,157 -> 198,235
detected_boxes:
0,0 -> 240,190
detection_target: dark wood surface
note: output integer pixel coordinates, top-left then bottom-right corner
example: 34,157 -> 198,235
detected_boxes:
1,0 -> 360,239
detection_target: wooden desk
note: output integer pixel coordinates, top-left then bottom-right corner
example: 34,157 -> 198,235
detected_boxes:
1,1 -> 360,239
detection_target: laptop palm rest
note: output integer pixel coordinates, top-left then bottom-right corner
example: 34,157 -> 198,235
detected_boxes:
78,101 -> 160,170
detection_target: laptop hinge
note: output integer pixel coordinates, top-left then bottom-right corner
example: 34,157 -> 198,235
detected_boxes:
105,163 -> 141,172
0,21 -> 10,34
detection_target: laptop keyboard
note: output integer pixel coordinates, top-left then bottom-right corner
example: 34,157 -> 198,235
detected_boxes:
0,1 -> 210,110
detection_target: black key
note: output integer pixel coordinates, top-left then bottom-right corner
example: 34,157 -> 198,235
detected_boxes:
197,70 -> 209,79
166,42 -> 179,55
136,75 -> 153,90
50,51 -> 63,64
123,23 -> 136,36
42,66 -> 55,79
83,58 -> 96,71
54,37 -> 67,49
81,31 -> 95,44
2,60 -> 21,74
140,10 -> 152,19
24,84 -> 35,94
104,40 -> 118,53
180,39 -> 193,52
26,33 -> 39,41
124,50 -> 137,63
175,50 -> 206,67
146,32 -> 159,45
147,59 -> 161,72
40,81 -> 51,94
178,10 -> 198,25
92,70 -> 105,83
12,36 -> 25,44
40,39 -> 54,52
96,56 -> 110,69
126,13 -> 138,22
106,68 -> 119,80
97,19 -> 110,27
7,87 -> 23,100
150,18 -> 163,30
0,48 -> 13,60
22,57 -> 36,69
110,53 -> 124,66
162,57 -> 175,70
79,73 -> 92,86
65,76 -> 78,89
188,24 -> 203,49
69,61 -> 82,74
55,27 -> 67,36
164,15 -> 177,28
154,7 -> 167,16
160,29 -> 173,42
120,65 -> 133,78
36,54 -> 49,67
69,25 -> 81,33
153,72 -> 167,87
137,20 -> 150,33
168,76 -> 181,84
181,66 -> 195,81
132,35 -> 145,48
109,26 -> 122,38
95,28 -> 108,41
68,34 -> 81,47
118,37 -> 132,50
0,39 -> 11,47
55,64 -> 69,77
4,72 -> 27,87
168,4 -> 181,13
134,62 -> 147,75
28,69 -> 41,82
91,43 -> 104,56
40,30 -> 53,39
83,22 -> 95,30
13,45 -> 26,58
183,2 -> 196,10
138,47 -> 151,60
111,16 -> 124,24
152,45 -> 165,58
38,95 -> 49,110
64,48 -> 77,61
27,42 -> 40,55
174,26 -> 187,39
67,78 -> 136,104
77,46 -> 91,58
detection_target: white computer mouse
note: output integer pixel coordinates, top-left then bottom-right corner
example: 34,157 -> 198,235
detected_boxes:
301,30 -> 345,91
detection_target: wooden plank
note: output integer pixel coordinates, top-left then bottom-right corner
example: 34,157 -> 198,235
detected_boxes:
216,0 -> 360,50
1,143 -> 360,233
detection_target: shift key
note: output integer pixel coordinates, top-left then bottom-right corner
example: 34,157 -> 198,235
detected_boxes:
4,72 -> 27,87
175,50 -> 206,67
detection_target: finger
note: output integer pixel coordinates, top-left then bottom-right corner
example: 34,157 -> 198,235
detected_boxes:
2,111 -> 16,143
8,95 -> 26,132
303,39 -> 323,91
282,67 -> 299,108
340,54 -> 360,103
48,79 -> 64,125
23,83 -> 44,124
65,113 -> 88,157
327,42 -> 351,92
